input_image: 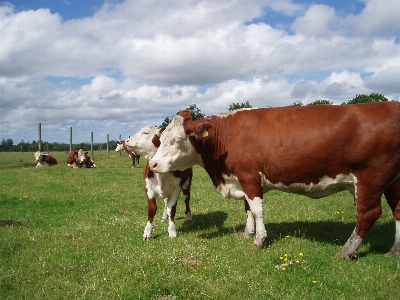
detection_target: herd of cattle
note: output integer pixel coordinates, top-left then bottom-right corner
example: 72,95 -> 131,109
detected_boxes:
33,149 -> 98,168
32,102 -> 400,259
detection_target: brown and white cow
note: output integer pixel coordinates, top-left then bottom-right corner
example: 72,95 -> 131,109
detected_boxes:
125,124 -> 192,240
149,102 -> 400,258
83,151 -> 98,168
67,149 -> 97,168
33,151 -> 57,167
115,140 -> 140,167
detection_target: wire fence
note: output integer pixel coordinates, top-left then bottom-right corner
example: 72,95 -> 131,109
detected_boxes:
0,123 -> 124,157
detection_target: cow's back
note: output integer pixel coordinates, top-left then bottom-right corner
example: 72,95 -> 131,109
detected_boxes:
201,102 -> 400,197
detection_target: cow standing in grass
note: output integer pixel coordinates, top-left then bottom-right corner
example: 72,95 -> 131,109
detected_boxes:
149,102 -> 400,258
125,124 -> 192,240
33,151 -> 57,167
115,140 -> 140,168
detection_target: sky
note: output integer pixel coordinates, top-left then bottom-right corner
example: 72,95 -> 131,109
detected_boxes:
1,0 -> 400,144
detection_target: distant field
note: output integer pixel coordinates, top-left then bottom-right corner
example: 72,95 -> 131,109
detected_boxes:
1,151 -> 399,299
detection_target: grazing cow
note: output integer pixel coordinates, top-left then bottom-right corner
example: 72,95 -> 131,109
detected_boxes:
67,149 -> 96,168
125,124 -> 192,240
33,151 -> 57,167
149,102 -> 400,258
115,140 -> 140,167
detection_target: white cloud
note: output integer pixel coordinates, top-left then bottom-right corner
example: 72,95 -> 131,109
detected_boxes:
291,4 -> 337,37
341,0 -> 400,35
0,0 -> 400,143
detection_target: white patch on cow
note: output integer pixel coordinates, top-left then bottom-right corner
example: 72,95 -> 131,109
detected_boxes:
115,143 -> 125,152
150,116 -> 203,172
145,174 -> 181,200
216,174 -> 246,199
260,173 -> 357,199
395,219 -> 400,245
246,196 -> 267,248
185,210 -> 192,222
168,219 -> 177,238
33,151 -> 48,167
336,229 -> 363,258
161,198 -> 169,221
244,210 -> 255,238
143,221 -> 153,240
125,124 -> 159,161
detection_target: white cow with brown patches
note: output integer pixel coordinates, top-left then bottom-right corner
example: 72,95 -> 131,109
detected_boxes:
125,124 -> 192,240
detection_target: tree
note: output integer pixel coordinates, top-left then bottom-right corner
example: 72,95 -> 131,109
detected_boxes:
161,104 -> 205,127
183,104 -> 205,120
160,117 -> 173,128
307,100 -> 333,106
291,101 -> 304,106
1,138 -> 14,151
229,101 -> 252,111
342,93 -> 388,105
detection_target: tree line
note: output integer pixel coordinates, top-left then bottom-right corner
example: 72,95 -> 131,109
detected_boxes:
0,139 -> 118,153
0,93 -> 388,152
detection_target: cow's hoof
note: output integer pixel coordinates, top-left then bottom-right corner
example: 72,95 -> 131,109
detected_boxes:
252,241 -> 265,249
335,251 -> 359,259
142,236 -> 150,241
384,250 -> 400,257
243,231 -> 255,239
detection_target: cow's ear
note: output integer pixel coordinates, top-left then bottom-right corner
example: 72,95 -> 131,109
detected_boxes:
85,152 -> 88,155
194,122 -> 213,139
179,109 -> 192,121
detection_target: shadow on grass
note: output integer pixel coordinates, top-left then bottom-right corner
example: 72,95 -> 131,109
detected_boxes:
179,210 -> 395,255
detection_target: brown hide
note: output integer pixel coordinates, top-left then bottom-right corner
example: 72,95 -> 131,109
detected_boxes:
42,154 -> 57,166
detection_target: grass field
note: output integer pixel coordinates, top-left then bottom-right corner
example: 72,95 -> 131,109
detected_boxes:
1,151 -> 400,299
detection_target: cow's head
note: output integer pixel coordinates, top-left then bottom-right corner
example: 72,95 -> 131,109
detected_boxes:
76,149 -> 87,164
115,141 -> 125,152
125,124 -> 160,160
33,151 -> 43,162
149,110 -> 209,173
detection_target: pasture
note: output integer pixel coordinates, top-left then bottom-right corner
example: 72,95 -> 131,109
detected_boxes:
1,151 -> 399,299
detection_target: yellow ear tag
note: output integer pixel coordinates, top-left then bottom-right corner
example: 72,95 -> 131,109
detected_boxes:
202,130 -> 209,138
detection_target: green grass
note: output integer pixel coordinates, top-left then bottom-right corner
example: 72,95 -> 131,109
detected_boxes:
1,151 -> 400,299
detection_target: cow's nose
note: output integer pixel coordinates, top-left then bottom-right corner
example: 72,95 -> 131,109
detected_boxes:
149,161 -> 157,171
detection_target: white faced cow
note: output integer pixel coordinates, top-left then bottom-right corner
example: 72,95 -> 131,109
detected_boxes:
115,140 -> 140,167
66,149 -> 97,168
33,151 -> 57,167
149,102 -> 400,259
125,124 -> 192,240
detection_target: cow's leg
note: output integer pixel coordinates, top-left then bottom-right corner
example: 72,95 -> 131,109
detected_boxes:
143,197 -> 157,240
166,197 -> 178,238
384,178 -> 400,256
336,184 -> 383,259
161,198 -> 168,221
181,177 -> 192,222
243,200 -> 255,238
246,197 -> 267,248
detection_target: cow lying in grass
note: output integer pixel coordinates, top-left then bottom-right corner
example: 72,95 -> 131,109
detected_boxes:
67,149 -> 98,168
125,124 -> 192,240
33,151 -> 57,167
115,140 -> 140,167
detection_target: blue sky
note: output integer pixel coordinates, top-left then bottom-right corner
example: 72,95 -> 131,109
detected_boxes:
1,0 -> 400,144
